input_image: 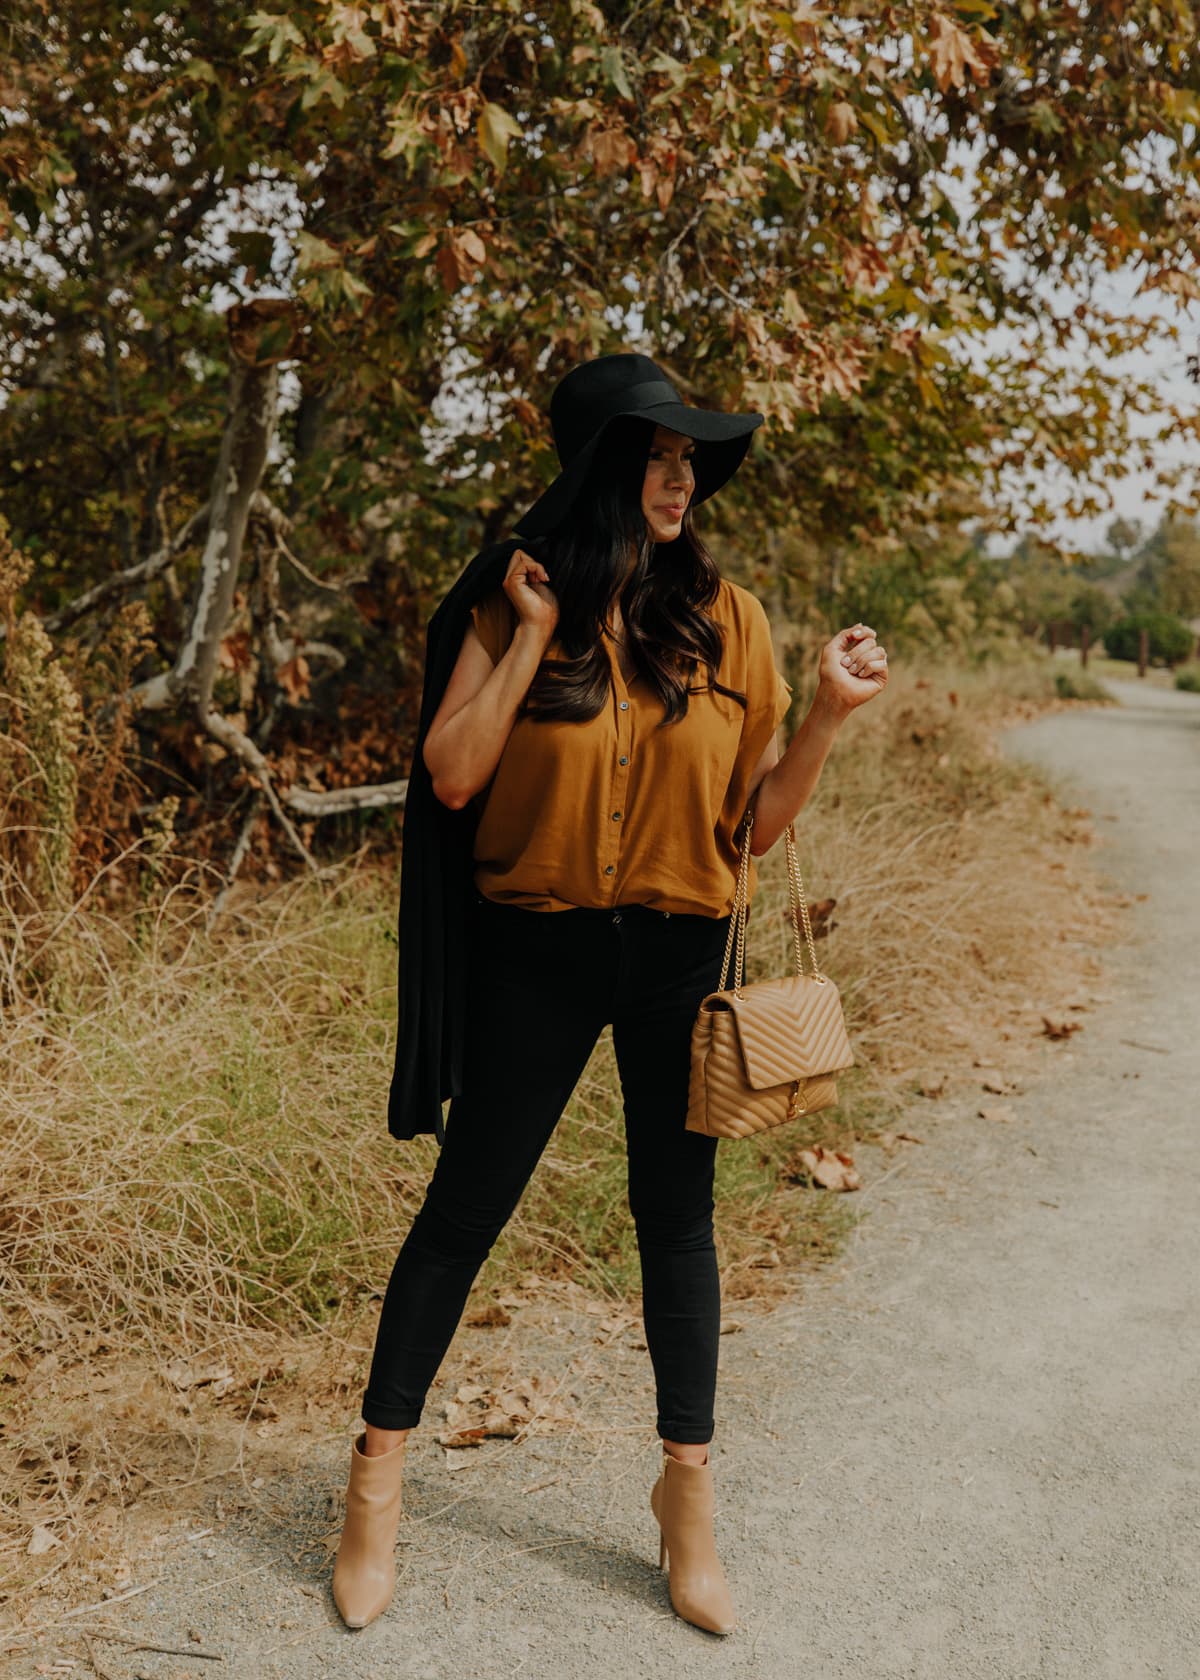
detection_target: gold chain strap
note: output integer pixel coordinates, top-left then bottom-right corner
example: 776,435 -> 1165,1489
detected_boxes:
716,802 -> 825,1000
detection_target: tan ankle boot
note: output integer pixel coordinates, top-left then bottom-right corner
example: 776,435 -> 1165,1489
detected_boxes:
331,1432 -> 407,1629
649,1446 -> 737,1635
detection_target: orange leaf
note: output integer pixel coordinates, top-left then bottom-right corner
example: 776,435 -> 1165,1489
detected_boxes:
435,242 -> 463,292
928,14 -> 998,93
588,122 -> 636,178
277,654 -> 311,703
825,100 -> 857,144
219,630 -> 253,672
794,1144 -> 861,1191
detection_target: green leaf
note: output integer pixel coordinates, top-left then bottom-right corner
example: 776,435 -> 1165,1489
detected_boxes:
242,12 -> 306,64
295,231 -> 340,273
382,112 -> 426,167
601,46 -> 633,101
301,71 -> 349,111
339,270 -> 374,308
477,102 -> 521,175
646,50 -> 686,80
858,107 -> 892,147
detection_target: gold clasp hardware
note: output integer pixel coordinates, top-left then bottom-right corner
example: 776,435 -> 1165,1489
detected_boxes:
786,1078 -> 807,1120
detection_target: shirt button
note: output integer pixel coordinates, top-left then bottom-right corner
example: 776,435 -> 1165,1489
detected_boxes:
619,700 -> 629,711
604,864 -> 615,875
619,755 -> 628,765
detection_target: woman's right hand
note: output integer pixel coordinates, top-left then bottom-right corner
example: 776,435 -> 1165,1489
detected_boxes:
504,546 -> 559,639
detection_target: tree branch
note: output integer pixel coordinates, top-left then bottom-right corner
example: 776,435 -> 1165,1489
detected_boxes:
131,302 -> 295,713
284,779 -> 409,816
0,503 -> 211,643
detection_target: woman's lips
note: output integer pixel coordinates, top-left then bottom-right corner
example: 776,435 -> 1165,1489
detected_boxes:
661,505 -> 686,516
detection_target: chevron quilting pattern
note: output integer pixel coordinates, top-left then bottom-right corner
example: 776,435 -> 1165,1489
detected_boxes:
702,974 -> 853,1085
685,977 -> 854,1139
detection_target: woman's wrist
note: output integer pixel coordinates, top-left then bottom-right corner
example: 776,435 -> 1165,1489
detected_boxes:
512,619 -> 556,656
807,681 -> 851,730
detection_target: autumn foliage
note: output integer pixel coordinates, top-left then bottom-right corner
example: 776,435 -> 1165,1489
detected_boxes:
1,2 -> 1197,878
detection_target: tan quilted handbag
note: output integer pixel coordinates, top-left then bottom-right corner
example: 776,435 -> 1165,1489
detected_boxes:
685,801 -> 854,1139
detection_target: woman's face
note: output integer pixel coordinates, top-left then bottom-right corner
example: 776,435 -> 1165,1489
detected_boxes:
641,424 -> 697,543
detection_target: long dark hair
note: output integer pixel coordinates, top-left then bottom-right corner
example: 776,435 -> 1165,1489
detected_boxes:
517,414 -> 749,728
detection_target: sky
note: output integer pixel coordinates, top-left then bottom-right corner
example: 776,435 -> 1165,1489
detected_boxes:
935,131 -> 1199,560
975,271 -> 1198,559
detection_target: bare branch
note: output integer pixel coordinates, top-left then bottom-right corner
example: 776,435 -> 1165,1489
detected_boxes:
283,779 -> 409,816
0,503 -> 211,644
255,494 -> 368,594
201,708 -> 319,870
206,792 -> 266,929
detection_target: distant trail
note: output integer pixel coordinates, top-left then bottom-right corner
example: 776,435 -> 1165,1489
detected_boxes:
16,675 -> 1200,1680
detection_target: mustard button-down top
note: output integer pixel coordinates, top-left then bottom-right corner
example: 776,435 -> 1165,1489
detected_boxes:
466,577 -> 793,917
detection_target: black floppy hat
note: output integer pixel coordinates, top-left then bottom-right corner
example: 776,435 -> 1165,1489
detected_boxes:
512,352 -> 764,540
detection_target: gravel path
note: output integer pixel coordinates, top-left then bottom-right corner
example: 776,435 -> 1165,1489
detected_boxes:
12,675 -> 1200,1679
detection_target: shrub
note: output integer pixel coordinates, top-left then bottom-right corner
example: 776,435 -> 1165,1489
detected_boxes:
1103,610 -> 1195,665
1053,669 -> 1113,701
1174,663 -> 1200,693
0,519 -> 83,912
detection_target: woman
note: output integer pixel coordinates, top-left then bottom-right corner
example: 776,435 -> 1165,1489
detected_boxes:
332,352 -> 888,1637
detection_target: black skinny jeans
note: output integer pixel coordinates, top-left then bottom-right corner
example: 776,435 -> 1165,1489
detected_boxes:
363,890 -> 734,1445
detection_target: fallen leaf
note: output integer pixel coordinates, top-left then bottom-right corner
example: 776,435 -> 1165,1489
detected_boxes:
594,1311 -> 636,1340
162,1360 -> 234,1395
1041,1016 -> 1083,1040
28,1525 -> 59,1555
793,1145 -> 861,1191
878,1130 -> 924,1152
435,1372 -> 579,1447
464,1302 -> 511,1328
436,1425 -> 499,1449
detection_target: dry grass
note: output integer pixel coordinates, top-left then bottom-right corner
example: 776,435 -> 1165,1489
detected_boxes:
0,650 -> 1129,1609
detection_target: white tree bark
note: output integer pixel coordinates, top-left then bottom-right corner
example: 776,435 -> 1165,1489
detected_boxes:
132,351 -> 279,713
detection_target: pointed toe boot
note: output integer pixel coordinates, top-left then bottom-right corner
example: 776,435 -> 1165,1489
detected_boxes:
331,1432 -> 407,1629
649,1447 -> 737,1636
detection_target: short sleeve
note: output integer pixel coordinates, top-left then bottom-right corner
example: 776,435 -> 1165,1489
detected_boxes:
742,590 -> 791,730
774,667 -> 793,729
467,588 -> 517,666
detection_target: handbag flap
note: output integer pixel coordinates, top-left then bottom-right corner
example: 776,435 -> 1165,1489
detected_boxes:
700,973 -> 855,1089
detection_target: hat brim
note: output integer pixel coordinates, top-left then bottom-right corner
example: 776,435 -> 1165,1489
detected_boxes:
512,402 -> 763,540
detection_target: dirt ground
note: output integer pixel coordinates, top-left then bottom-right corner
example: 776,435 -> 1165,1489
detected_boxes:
7,672 -> 1199,1679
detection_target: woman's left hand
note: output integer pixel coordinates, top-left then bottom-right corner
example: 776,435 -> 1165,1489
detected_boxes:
816,622 -> 889,714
